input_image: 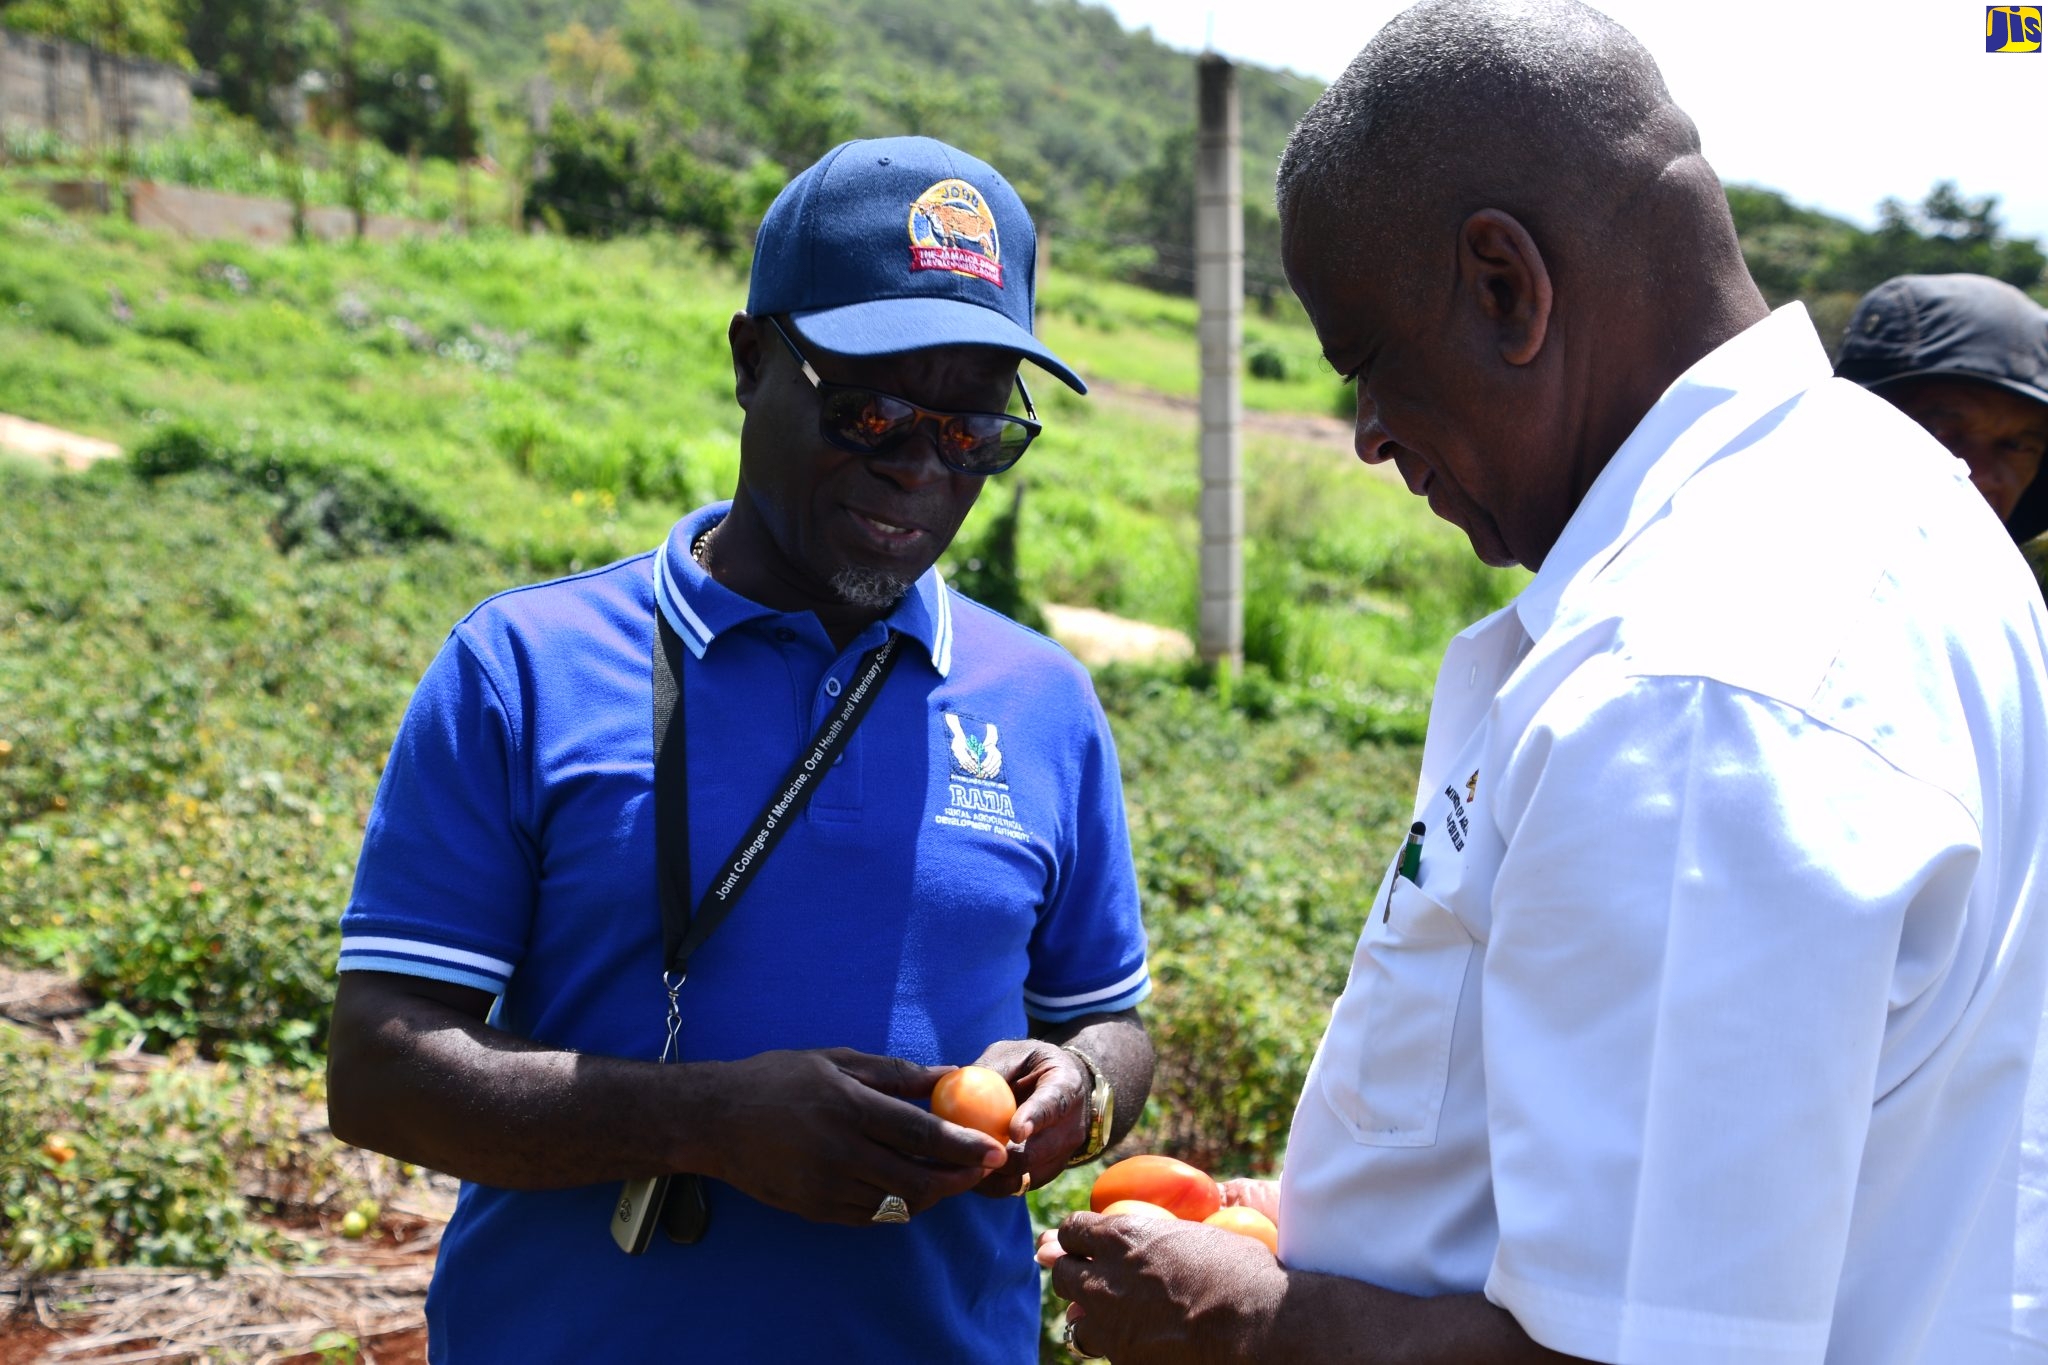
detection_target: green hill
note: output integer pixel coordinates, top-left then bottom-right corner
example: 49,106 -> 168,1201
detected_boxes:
0,178 -> 1507,691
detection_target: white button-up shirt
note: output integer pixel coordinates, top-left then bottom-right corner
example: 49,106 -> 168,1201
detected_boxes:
1279,305 -> 2048,1364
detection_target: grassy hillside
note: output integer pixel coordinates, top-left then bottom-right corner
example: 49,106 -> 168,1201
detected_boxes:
0,179 -> 1511,698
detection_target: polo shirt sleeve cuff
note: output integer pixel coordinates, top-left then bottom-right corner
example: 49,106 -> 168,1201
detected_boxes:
1485,1266 -> 1832,1365
337,933 -> 515,997
1022,960 -> 1151,1023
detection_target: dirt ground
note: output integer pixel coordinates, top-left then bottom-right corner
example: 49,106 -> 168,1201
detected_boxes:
1089,378 -> 1396,481
0,1193 -> 441,1365
0,415 -> 120,472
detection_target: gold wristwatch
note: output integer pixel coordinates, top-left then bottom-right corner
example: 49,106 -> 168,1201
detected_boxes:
1062,1045 -> 1115,1168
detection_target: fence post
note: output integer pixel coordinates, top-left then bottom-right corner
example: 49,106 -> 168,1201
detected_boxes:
1196,52 -> 1243,669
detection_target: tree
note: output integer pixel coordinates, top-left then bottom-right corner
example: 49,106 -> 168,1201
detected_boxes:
181,0 -> 321,132
353,21 -> 457,157
1816,181 -> 2047,294
1087,126 -> 1289,305
739,4 -> 853,173
1725,184 -> 1857,305
525,105 -> 645,238
543,21 -> 632,114
0,0 -> 192,65
618,1 -> 743,160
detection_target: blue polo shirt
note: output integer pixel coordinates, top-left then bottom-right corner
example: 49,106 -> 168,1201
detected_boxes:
338,501 -> 1150,1363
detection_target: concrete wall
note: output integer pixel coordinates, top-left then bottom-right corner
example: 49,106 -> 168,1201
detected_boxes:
0,29 -> 193,147
124,180 -> 442,245
127,180 -> 294,244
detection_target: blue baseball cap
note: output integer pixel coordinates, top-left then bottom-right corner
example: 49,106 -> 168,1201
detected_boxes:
747,136 -> 1086,394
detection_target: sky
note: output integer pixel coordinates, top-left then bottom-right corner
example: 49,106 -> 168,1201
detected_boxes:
1094,0 -> 2048,241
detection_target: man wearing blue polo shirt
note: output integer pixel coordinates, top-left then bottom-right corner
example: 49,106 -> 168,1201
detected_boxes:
325,136 -> 1154,1362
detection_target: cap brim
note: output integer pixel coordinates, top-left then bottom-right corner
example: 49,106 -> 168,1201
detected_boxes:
788,296 -> 1087,394
1866,370 -> 2048,409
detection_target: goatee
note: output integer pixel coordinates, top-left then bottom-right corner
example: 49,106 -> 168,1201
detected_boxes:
830,564 -> 911,611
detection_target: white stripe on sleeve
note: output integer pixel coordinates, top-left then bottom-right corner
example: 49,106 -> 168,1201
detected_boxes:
1023,960 -> 1151,1011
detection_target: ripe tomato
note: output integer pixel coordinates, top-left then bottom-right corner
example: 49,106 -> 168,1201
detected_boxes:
1203,1206 -> 1279,1254
1099,1199 -> 1177,1221
931,1065 -> 1018,1140
1089,1154 -> 1220,1221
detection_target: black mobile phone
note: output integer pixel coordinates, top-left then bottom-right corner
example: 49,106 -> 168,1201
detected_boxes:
661,1173 -> 709,1244
610,1174 -> 671,1255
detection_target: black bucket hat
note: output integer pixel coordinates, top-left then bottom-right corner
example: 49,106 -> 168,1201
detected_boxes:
1836,273 -> 2048,541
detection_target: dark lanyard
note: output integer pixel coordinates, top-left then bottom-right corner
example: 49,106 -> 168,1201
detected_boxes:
620,604 -> 902,1253
651,609 -> 903,999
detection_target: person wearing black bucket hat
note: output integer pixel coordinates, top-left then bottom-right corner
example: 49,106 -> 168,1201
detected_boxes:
326,136 -> 1154,1362
1837,274 -> 2048,541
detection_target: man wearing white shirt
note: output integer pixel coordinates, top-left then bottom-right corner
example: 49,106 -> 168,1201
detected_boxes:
1043,2 -> 2048,1362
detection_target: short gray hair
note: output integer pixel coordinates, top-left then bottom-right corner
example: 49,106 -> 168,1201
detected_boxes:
1277,0 -> 1683,241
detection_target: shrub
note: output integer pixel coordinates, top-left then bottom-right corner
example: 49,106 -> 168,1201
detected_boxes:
1097,672 -> 1422,1171
0,1025 -> 400,1275
35,285 -> 117,347
0,1029 -> 307,1272
526,107 -> 660,239
0,469 -> 502,1065
1246,343 -> 1289,381
132,421 -> 450,556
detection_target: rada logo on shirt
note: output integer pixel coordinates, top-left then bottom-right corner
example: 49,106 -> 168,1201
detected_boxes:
945,711 -> 1004,781
936,711 -> 1030,842
1987,6 -> 2042,50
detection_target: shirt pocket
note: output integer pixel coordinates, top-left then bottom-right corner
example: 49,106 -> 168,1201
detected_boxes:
1319,874 -> 1475,1148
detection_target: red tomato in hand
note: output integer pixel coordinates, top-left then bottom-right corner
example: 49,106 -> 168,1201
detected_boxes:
1089,1154 -> 1220,1221
931,1065 -> 1018,1140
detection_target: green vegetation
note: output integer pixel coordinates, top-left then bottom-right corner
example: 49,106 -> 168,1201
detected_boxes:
4,0 -> 1321,287
0,0 -> 190,65
0,1028 -> 365,1272
0,181 -> 1504,686
1731,180 -> 2048,345
3,107 -> 518,226
7,0 -> 2042,310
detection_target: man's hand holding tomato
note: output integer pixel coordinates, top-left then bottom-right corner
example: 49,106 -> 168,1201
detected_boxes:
1039,1169 -> 1588,1363
707,1006 -> 1154,1224
963,1010 -> 1155,1200
1045,1208 -> 1291,1364
695,1047 -> 1009,1226
962,1037 -> 1094,1196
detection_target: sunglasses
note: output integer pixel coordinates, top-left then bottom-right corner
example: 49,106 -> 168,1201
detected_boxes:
766,315 -> 1041,476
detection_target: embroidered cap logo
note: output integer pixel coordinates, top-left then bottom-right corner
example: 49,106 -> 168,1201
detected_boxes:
909,180 -> 1004,287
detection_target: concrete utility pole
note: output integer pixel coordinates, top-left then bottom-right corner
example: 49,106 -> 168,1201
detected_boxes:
1195,52 -> 1243,668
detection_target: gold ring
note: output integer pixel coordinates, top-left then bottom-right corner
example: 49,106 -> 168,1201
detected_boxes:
1012,1170 -> 1033,1197
871,1194 -> 911,1224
